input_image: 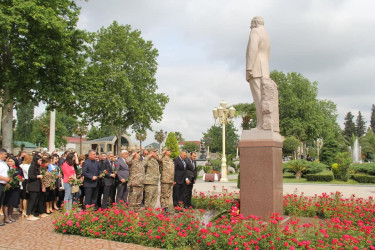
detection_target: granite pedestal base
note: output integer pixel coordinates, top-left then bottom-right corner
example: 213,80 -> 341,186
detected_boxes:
239,129 -> 283,219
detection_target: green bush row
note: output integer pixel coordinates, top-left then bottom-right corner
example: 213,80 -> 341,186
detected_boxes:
283,160 -> 327,176
305,174 -> 333,182
350,163 -> 375,175
351,174 -> 375,183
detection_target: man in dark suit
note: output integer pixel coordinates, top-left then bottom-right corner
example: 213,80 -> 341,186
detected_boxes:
82,150 -> 99,209
115,150 -> 130,203
96,153 -> 107,208
100,153 -> 115,209
185,152 -> 197,208
173,150 -> 187,207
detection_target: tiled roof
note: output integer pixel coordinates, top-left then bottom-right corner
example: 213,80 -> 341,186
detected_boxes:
14,141 -> 37,148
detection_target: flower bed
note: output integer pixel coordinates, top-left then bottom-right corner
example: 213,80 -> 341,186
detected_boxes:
53,192 -> 375,249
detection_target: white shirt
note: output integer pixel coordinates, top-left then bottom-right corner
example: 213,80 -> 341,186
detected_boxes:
20,163 -> 30,180
0,160 -> 9,184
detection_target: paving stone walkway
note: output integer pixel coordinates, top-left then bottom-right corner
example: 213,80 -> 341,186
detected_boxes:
0,213 -> 157,250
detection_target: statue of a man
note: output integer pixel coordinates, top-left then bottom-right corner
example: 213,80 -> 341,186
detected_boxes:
246,16 -> 279,132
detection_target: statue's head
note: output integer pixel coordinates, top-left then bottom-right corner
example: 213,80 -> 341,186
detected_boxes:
251,16 -> 264,28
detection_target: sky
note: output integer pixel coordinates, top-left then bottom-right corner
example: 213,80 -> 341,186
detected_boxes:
37,0 -> 375,146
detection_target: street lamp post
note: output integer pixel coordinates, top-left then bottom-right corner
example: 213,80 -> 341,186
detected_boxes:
213,100 -> 235,182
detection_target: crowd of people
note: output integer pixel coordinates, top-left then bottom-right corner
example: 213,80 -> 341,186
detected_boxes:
0,146 -> 197,226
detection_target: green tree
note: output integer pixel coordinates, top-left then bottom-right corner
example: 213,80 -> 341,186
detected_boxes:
371,104 -> 375,133
343,112 -> 356,141
0,0 -> 87,151
74,121 -> 88,155
202,123 -> 239,155
356,111 -> 366,138
282,136 -> 300,159
165,132 -> 180,159
286,160 -> 308,179
360,128 -> 375,161
334,152 -> 352,182
135,130 -> 147,150
232,103 -> 257,130
271,71 -> 341,141
86,125 -> 112,140
14,102 -> 34,142
182,142 -> 199,153
82,21 -> 168,154
174,132 -> 184,143
30,112 -> 68,148
319,138 -> 340,166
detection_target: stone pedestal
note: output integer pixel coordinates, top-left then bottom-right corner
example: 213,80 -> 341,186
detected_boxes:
239,129 -> 283,219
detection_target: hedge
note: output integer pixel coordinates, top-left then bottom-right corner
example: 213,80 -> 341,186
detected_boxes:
352,174 -> 375,183
305,174 -> 333,182
283,160 -> 327,176
350,163 -> 375,175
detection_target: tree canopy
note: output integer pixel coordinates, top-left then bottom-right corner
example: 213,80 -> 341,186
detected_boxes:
271,71 -> 342,142
0,0 -> 88,150
355,111 -> 366,138
202,123 -> 239,155
81,21 -> 169,154
343,112 -> 356,141
181,142 -> 200,153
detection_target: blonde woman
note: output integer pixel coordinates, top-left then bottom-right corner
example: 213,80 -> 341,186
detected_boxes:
19,154 -> 32,217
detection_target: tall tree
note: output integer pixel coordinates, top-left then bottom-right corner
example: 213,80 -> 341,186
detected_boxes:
232,103 -> 257,130
0,1 -> 88,151
82,21 -> 168,154
360,128 -> 375,162
355,111 -> 366,138
370,104 -> 375,133
14,102 -> 35,142
165,132 -> 180,159
174,132 -> 184,143
343,112 -> 356,141
271,71 -> 341,142
202,123 -> 239,155
181,142 -> 200,153
135,131 -> 147,150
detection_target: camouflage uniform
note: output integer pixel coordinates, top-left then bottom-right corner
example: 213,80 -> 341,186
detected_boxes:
159,155 -> 175,210
143,157 -> 160,209
127,156 -> 145,211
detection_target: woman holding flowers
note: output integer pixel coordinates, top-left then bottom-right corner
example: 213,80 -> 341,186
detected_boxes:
62,153 -> 77,210
2,157 -> 24,223
41,157 -> 55,214
26,154 -> 44,221
47,155 -> 59,211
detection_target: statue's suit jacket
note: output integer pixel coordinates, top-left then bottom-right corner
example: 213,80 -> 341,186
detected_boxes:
246,26 -> 270,78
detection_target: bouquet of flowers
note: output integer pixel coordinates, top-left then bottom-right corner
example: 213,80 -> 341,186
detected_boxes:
4,167 -> 23,191
40,164 -> 47,178
50,171 -> 57,190
100,169 -> 108,178
68,177 -> 82,186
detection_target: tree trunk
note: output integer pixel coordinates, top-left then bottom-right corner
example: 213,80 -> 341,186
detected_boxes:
116,130 -> 122,155
1,87 -> 14,153
79,135 -> 82,155
296,171 -> 302,179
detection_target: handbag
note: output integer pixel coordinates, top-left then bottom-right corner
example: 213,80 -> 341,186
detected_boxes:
71,185 -> 79,194
58,178 -> 65,191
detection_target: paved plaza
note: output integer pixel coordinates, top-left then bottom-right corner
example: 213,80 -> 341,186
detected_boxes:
0,179 -> 374,249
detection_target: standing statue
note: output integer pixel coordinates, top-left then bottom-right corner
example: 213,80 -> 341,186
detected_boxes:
246,16 -> 279,132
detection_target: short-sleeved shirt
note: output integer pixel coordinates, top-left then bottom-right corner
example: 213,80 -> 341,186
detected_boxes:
0,160 -> 9,184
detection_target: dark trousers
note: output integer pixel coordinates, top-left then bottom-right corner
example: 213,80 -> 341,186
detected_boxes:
84,186 -> 98,208
173,183 -> 185,207
102,185 -> 112,209
116,182 -> 128,203
109,184 -> 116,204
27,191 -> 41,216
184,181 -> 194,208
0,184 -> 5,206
96,181 -> 104,208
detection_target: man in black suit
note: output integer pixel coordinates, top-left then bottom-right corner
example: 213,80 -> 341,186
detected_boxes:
185,152 -> 197,208
173,150 -> 187,207
96,153 -> 107,208
82,150 -> 99,209
115,150 -> 130,203
100,153 -> 115,209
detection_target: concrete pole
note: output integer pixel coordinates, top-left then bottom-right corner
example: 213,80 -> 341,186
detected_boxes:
48,109 -> 56,152
221,122 -> 228,182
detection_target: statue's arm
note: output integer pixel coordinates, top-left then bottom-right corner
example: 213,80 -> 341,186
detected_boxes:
246,29 -> 259,80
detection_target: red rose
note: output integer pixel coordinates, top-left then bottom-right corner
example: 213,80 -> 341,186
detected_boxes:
114,164 -> 118,167
105,170 -> 108,174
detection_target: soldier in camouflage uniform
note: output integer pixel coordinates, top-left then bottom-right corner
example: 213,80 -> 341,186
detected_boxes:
158,147 -> 175,213
143,146 -> 160,209
127,151 -> 146,212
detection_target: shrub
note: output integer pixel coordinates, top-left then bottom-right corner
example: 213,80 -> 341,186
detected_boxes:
331,163 -> 341,180
352,174 -> 375,183
335,152 -> 353,181
305,174 -> 333,182
319,138 -> 340,166
303,161 -> 326,175
285,160 -> 307,179
350,163 -> 375,175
